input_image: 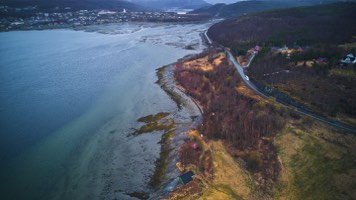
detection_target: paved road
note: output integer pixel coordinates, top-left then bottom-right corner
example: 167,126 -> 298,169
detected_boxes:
226,51 -> 268,98
204,30 -> 212,45
204,30 -> 356,133
245,52 -> 256,68
227,50 -> 356,133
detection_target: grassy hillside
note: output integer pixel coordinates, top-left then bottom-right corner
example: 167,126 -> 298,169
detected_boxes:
275,119 -> 356,200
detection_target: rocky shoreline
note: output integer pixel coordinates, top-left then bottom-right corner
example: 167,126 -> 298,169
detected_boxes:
149,52 -> 208,198
156,63 -> 203,124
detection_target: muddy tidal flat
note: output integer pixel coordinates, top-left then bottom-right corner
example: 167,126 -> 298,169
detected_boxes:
0,22 -> 211,200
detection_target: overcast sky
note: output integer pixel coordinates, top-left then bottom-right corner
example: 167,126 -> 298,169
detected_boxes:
204,0 -> 244,4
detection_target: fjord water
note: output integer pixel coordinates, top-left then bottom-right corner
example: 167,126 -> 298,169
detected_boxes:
0,23 -> 208,199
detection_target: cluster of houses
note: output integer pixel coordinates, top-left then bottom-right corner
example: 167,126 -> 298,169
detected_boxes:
0,7 -> 205,31
252,44 -> 356,67
250,45 -> 304,57
270,45 -> 304,58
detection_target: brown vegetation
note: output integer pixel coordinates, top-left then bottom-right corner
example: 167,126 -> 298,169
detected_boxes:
209,3 -> 356,49
208,2 -> 356,123
170,48 -> 356,199
174,51 -> 285,197
178,130 -> 214,179
179,140 -> 202,168
175,51 -> 284,149
166,179 -> 204,200
169,4 -> 356,196
248,49 -> 356,121
274,118 -> 356,200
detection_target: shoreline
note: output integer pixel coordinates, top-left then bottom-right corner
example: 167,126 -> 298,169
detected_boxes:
156,63 -> 203,123
155,35 -> 283,198
1,20 -> 213,33
151,46 -> 210,198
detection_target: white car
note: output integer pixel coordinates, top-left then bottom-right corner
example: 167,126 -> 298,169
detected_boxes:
245,75 -> 249,81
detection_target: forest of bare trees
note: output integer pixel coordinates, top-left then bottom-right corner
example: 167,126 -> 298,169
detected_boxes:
175,55 -> 284,149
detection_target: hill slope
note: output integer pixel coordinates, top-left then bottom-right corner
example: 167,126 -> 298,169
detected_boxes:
208,2 -> 356,124
190,0 -> 323,18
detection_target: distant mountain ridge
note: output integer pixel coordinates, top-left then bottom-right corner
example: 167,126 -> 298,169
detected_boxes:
130,0 -> 210,9
2,0 -> 210,11
2,0 -> 149,11
190,0 -> 344,18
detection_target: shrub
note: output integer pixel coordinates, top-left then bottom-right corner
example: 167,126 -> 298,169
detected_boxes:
245,151 -> 263,171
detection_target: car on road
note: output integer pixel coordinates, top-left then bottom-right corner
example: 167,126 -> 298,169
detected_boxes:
245,75 -> 249,81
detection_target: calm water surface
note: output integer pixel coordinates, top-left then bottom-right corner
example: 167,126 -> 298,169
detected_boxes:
0,23 -> 210,200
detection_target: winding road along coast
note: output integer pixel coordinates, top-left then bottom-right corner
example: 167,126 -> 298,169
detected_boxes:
204,31 -> 356,133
